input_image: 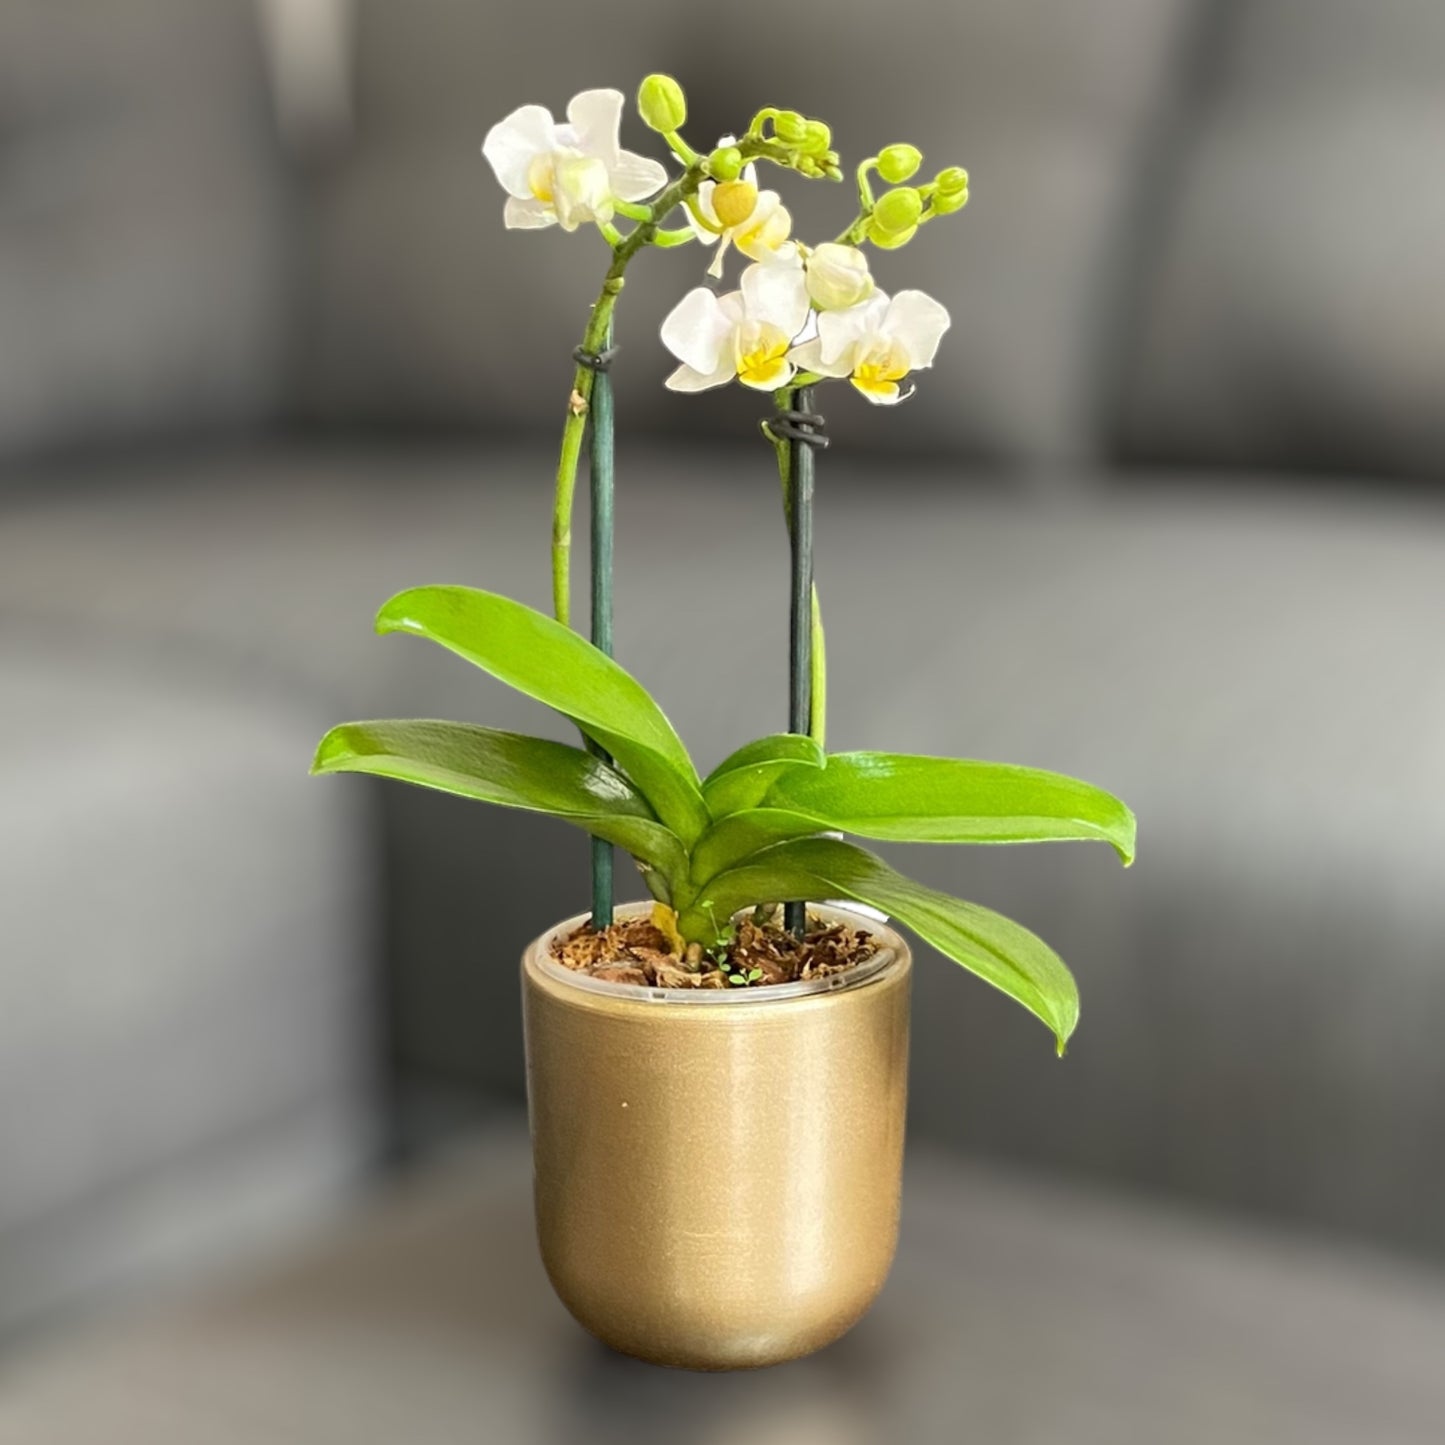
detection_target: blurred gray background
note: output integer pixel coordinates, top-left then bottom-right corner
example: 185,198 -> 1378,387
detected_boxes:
2,0 -> 1445,1417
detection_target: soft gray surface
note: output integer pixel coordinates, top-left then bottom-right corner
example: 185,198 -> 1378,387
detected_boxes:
309,0 -> 1195,464
0,626 -> 378,1337
1120,0 -> 1445,478
3,443 -> 1444,1254
3,1122 -> 1444,1443
0,1 -> 295,460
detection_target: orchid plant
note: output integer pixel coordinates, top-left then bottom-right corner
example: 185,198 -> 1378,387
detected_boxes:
312,77 -> 1135,1053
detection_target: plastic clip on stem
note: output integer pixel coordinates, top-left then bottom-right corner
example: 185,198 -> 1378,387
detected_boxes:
575,333 -> 619,928
776,390 -> 828,937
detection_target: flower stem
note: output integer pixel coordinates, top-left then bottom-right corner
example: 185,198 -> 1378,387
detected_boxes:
588,316 -> 616,927
551,161 -> 711,629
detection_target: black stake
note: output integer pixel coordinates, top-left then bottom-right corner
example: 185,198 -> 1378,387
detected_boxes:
784,385 -> 821,939
583,326 -> 616,928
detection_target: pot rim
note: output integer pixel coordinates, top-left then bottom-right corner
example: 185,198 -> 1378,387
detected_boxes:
524,900 -> 908,1006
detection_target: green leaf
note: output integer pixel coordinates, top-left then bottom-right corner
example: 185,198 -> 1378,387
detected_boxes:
763,753 -> 1136,863
702,733 -> 825,818
689,807 -> 828,886
312,719 -> 689,883
809,584 -> 826,748
682,837 -> 1080,1053
376,587 -> 709,843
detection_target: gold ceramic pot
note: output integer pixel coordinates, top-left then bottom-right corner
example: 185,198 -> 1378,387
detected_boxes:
522,902 -> 912,1371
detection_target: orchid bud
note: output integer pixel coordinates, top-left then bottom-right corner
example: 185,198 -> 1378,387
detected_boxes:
872,186 -> 923,235
774,110 -> 808,144
935,166 -> 969,197
707,145 -> 744,182
930,187 -> 969,216
805,243 -> 874,311
801,120 -> 832,155
712,179 -> 759,229
877,144 -> 923,184
868,218 -> 917,249
638,74 -> 687,133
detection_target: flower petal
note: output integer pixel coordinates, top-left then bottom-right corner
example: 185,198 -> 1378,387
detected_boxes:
814,294 -> 885,369
851,376 -> 905,404
737,356 -> 795,391
503,196 -> 557,229
789,338 -> 825,373
567,89 -> 624,166
482,105 -> 558,198
691,182 -> 722,232
688,211 -> 719,250
740,262 -> 810,339
796,334 -> 853,378
717,291 -> 748,326
552,154 -> 613,230
884,290 -> 951,369
666,360 -> 736,392
611,149 -> 669,202
661,287 -> 733,374
706,235 -> 733,280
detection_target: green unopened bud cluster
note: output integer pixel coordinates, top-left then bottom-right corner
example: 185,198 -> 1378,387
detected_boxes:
746,107 -> 844,182
930,165 -> 970,215
629,76 -> 967,259
853,145 -> 970,250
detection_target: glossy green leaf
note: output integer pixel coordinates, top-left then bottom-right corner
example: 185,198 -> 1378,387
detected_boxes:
809,584 -> 826,748
312,719 -> 689,882
763,753 -> 1136,863
682,837 -> 1079,1053
701,733 -> 825,818
375,587 -> 709,843
689,807 -> 828,886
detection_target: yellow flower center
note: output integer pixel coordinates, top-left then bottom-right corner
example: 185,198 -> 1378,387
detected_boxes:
527,154 -> 556,203
851,339 -> 911,401
712,180 -> 759,230
734,322 -> 793,389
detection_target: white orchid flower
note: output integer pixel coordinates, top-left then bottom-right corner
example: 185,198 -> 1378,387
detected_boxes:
662,263 -> 812,392
688,140 -> 795,279
790,289 -> 950,404
482,89 -> 668,232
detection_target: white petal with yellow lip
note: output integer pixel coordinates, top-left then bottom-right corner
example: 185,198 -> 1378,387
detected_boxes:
791,288 -> 950,404
662,264 -> 811,393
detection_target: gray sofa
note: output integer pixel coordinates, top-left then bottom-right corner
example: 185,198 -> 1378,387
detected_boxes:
4,0 -> 1445,1343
